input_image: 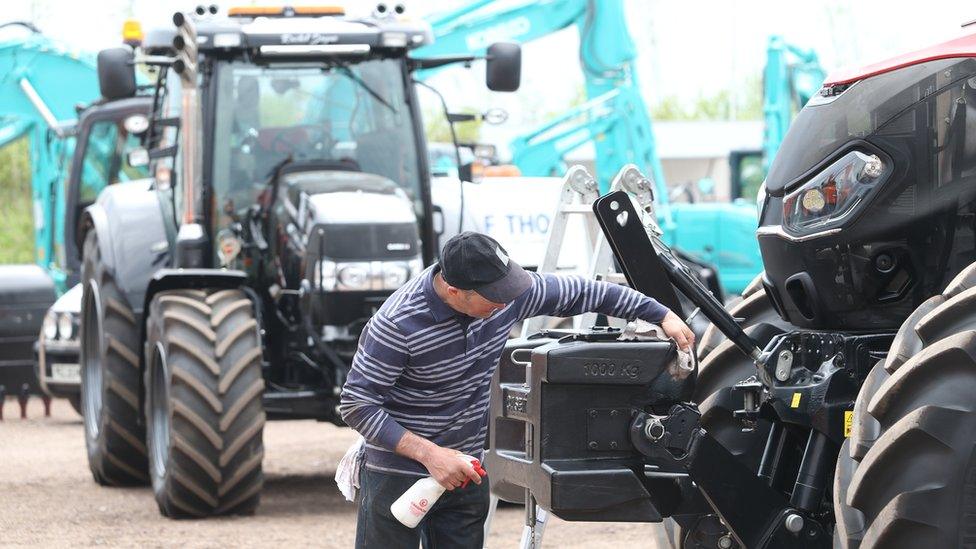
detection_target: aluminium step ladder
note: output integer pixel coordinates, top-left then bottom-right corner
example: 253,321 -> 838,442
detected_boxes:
486,165 -> 675,549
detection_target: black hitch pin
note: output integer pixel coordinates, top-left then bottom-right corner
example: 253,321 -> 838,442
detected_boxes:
732,376 -> 763,430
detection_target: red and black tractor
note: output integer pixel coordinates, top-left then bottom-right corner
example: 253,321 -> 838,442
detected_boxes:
487,30 -> 976,548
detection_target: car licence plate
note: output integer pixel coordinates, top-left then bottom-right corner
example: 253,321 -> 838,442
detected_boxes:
51,363 -> 81,383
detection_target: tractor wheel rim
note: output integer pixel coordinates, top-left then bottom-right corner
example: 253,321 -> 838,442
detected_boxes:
81,284 -> 103,441
147,342 -> 171,482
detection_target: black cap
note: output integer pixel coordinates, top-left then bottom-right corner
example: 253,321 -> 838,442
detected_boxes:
440,232 -> 533,303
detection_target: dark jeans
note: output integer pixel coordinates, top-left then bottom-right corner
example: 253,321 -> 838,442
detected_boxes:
355,467 -> 490,549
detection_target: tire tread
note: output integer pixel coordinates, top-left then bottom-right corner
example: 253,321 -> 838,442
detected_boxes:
146,288 -> 264,518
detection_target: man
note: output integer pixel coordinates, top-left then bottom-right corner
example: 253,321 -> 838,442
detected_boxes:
340,232 -> 694,548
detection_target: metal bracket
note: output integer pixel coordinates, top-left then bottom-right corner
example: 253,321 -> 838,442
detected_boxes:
732,376 -> 763,429
613,164 -> 661,235
629,406 -> 831,548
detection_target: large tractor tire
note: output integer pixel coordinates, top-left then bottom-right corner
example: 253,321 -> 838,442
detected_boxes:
79,230 -> 148,485
673,273 -> 792,548
835,263 -> 976,548
144,288 -> 265,518
694,272 -> 791,466
833,294 -> 945,547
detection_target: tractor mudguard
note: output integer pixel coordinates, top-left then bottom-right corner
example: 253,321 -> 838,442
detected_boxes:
78,180 -> 171,316
136,268 -> 249,421
140,268 -> 250,351
142,269 -> 248,316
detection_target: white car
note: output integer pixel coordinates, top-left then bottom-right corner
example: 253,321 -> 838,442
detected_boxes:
35,284 -> 82,414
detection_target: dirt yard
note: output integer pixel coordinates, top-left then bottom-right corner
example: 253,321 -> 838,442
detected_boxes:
0,397 -> 672,548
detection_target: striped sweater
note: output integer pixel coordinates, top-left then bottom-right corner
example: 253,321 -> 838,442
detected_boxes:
338,266 -> 670,476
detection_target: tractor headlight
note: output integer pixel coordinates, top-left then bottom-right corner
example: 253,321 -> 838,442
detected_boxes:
316,260 -> 338,291
314,258 -> 423,291
338,263 -> 372,290
382,262 -> 411,289
43,311 -> 58,340
383,258 -> 423,289
57,313 -> 75,340
782,150 -> 886,234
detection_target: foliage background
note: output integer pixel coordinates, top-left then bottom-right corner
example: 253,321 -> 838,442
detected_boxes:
0,138 -> 34,264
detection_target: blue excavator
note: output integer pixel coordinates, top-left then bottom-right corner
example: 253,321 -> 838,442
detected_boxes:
729,35 -> 826,203
0,22 -> 150,408
415,0 -> 763,293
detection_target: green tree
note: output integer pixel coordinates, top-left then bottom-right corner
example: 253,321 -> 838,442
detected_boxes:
0,138 -> 35,264
651,73 -> 762,122
423,105 -> 483,144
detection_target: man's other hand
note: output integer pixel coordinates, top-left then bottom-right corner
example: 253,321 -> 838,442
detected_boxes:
661,310 -> 695,352
420,445 -> 482,490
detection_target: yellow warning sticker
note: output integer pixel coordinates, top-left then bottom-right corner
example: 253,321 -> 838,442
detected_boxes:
844,411 -> 854,438
790,392 -> 802,408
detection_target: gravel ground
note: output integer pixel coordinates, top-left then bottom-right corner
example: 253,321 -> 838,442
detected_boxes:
0,397 -> 670,548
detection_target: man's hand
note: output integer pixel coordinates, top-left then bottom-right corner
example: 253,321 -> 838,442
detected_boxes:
660,310 -> 695,352
395,431 -> 481,490
419,445 -> 482,490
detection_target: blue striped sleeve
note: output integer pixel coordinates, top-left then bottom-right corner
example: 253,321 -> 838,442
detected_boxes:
339,314 -> 410,451
520,272 -> 670,323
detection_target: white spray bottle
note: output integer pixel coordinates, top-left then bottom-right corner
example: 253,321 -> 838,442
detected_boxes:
391,454 -> 487,528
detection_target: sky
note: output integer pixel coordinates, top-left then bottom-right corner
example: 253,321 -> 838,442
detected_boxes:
5,0 -> 974,150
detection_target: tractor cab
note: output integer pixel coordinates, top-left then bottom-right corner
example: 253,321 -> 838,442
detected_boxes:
133,7 -> 435,258
131,6 -> 517,265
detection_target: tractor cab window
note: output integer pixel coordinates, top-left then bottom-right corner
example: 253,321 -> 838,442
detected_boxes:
212,58 -> 422,226
77,119 -> 149,204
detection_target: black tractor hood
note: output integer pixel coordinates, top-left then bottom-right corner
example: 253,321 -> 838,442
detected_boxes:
279,161 -> 404,210
765,57 -> 975,196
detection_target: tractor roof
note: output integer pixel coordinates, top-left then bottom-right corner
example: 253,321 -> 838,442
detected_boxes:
142,7 -> 432,57
824,30 -> 976,86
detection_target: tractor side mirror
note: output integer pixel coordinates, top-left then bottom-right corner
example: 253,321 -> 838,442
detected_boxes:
97,47 -> 137,100
485,42 -> 521,92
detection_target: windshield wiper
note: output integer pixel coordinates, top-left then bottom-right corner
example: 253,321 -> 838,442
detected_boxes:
335,63 -> 395,113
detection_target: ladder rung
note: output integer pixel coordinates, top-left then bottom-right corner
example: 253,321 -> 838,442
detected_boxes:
557,205 -> 595,214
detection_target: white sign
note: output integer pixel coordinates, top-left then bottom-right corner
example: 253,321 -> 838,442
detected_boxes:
430,176 -> 589,272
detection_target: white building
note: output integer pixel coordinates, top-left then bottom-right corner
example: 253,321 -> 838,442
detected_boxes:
563,120 -> 764,202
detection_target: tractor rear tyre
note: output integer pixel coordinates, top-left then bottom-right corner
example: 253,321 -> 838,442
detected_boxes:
145,288 -> 265,518
80,230 -> 148,485
835,282 -> 976,548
